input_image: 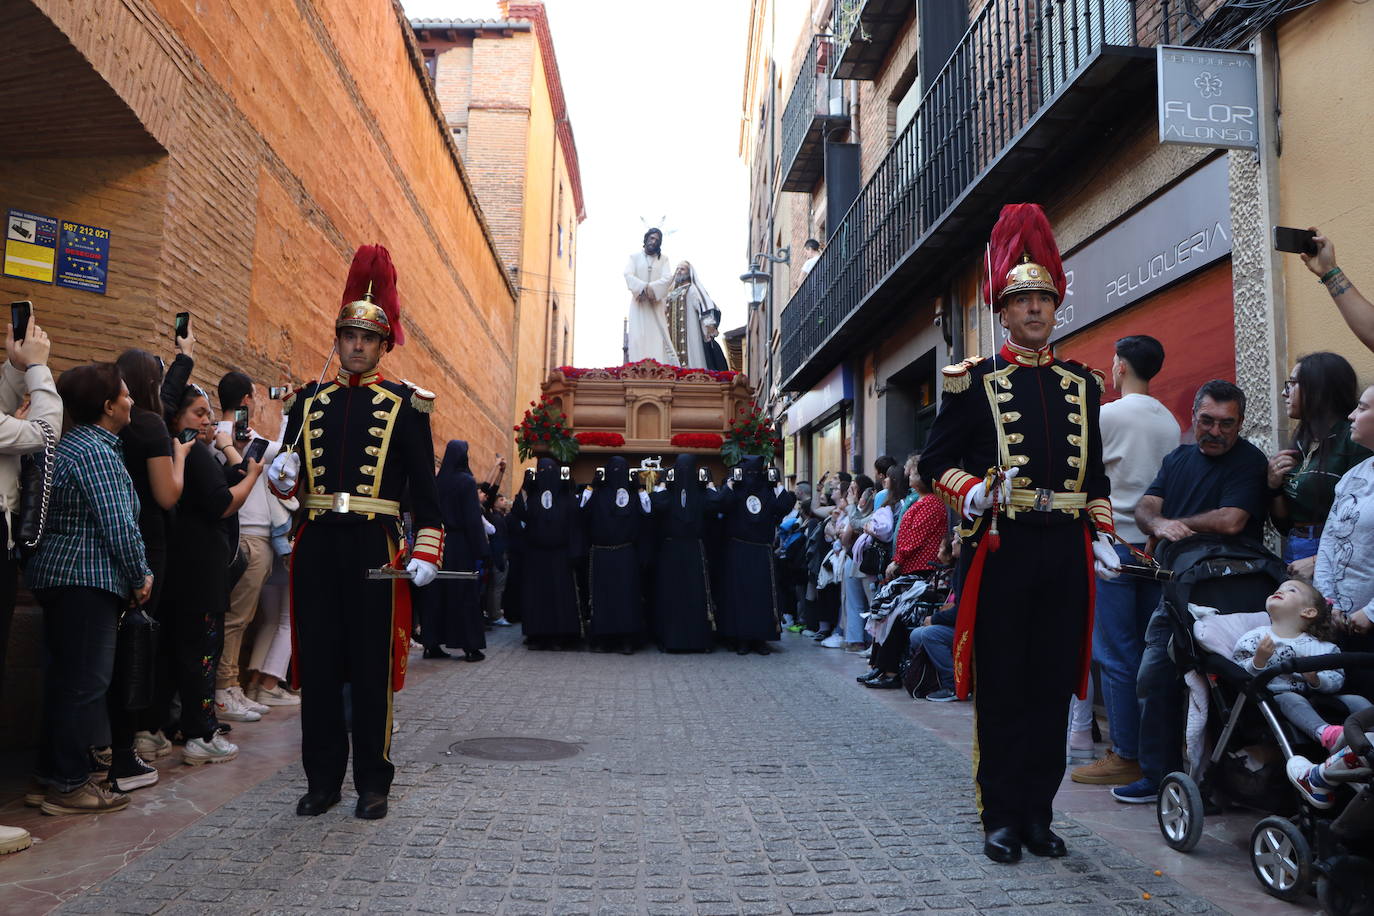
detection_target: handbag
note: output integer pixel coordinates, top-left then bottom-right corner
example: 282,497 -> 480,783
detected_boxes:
859,538 -> 891,577
113,604 -> 159,711
16,418 -> 56,551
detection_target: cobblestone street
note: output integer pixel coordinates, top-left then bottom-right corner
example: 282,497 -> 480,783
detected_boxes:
35,628 -> 1243,916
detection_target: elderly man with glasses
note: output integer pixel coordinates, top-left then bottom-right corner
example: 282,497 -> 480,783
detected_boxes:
1109,379 -> 1270,805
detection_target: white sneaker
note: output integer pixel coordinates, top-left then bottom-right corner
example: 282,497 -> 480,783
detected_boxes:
0,825 -> 32,855
801,629 -> 819,637
820,633 -> 845,649
214,688 -> 261,723
781,614 -> 796,628
230,685 -> 270,715
492,617 -> 513,627
251,683 -> 301,707
184,734 -> 238,766
133,730 -> 173,759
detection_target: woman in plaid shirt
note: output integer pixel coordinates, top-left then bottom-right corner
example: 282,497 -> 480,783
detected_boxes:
27,363 -> 151,816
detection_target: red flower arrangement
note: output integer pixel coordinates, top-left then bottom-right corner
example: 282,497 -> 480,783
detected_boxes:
556,360 -> 737,383
575,431 -> 625,447
514,395 -> 579,463
723,404 -> 782,466
670,432 -> 724,449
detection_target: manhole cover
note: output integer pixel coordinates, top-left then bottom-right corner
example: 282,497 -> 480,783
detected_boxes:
446,737 -> 582,762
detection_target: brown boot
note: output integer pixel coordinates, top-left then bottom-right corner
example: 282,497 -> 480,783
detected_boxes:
40,778 -> 131,816
1071,749 -> 1143,785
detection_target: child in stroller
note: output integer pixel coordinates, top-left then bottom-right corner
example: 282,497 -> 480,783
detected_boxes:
1231,579 -> 1373,753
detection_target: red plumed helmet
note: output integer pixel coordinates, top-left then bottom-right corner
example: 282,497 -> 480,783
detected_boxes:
982,203 -> 1066,310
336,244 -> 405,349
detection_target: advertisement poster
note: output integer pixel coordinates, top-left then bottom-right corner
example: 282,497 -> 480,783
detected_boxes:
55,220 -> 112,294
4,209 -> 58,284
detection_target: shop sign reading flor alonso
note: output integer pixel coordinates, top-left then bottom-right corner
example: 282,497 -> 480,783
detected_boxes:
1157,46 -> 1258,150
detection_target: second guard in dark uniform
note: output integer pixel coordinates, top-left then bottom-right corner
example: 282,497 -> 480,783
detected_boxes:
918,204 -> 1122,863
268,244 -> 445,821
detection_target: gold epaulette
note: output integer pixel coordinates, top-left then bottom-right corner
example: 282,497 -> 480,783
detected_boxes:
940,356 -> 986,394
400,378 -> 436,414
1062,358 -> 1106,391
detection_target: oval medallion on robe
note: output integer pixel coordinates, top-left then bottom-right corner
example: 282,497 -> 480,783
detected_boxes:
540,490 -> 552,510
746,495 -> 762,515
615,488 -> 630,508
680,490 -> 687,508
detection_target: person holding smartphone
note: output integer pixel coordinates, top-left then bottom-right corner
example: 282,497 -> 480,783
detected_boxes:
210,371 -> 288,721
149,385 -> 264,767
109,349 -> 195,785
1299,229 -> 1374,354
0,312 -> 62,847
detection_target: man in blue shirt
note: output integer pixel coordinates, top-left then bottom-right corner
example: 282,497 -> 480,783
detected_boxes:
1111,379 -> 1269,803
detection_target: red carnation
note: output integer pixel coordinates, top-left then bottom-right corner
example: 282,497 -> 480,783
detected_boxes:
541,433 -> 550,441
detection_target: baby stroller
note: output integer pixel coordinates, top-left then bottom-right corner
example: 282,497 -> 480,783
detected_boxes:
1141,536 -> 1374,905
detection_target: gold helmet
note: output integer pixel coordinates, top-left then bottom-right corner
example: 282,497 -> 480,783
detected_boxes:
335,289 -> 393,341
999,254 -> 1060,305
336,245 -> 403,350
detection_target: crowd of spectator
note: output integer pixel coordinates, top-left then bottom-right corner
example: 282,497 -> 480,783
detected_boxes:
769,228 -> 1374,816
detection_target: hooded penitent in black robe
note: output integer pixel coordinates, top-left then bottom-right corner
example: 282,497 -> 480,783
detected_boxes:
649,454 -> 720,652
512,458 -> 582,645
422,440 -> 490,655
583,456 -> 648,645
717,456 -> 797,650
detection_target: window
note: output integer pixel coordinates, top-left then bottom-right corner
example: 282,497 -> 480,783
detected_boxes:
557,224 -> 563,258
422,49 -> 437,83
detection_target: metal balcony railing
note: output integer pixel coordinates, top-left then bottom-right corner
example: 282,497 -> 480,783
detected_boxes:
831,0 -> 913,80
781,0 -> 1137,386
779,35 -> 847,193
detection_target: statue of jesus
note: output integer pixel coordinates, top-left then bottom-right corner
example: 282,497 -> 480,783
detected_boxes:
623,228 -> 678,365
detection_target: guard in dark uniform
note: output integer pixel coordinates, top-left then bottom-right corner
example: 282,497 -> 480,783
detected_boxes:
268,244 -> 444,821
917,204 -> 1122,863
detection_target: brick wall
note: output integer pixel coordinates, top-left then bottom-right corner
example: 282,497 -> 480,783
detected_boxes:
4,0 -> 518,460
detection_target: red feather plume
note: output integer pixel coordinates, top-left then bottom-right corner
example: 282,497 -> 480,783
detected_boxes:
340,244 -> 404,347
982,203 -> 1066,306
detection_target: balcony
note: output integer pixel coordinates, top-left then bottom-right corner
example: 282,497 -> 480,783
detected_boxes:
779,35 -> 849,194
781,0 -> 1153,392
832,0 -> 914,80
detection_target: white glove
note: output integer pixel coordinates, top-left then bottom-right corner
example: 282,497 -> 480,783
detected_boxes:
406,557 -> 438,588
268,451 -> 300,494
961,470 -> 1018,520
1093,534 -> 1123,581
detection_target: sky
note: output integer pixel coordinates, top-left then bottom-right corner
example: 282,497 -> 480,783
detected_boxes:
401,0 -> 756,368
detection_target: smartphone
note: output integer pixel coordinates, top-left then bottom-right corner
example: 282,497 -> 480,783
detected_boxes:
10,301 -> 31,342
268,386 -> 289,400
233,406 -> 250,440
175,311 -> 190,339
242,437 -> 269,464
177,428 -> 199,444
1273,226 -> 1318,256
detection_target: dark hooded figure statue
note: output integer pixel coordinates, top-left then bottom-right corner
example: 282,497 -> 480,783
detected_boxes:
582,456 -> 649,653
717,455 -> 796,655
421,440 -> 490,661
510,458 -> 582,649
649,453 -> 720,652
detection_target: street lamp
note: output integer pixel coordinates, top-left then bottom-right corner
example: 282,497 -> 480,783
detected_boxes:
738,247 -> 791,307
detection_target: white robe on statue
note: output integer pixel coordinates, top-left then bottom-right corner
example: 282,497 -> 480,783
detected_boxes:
624,251 -> 678,365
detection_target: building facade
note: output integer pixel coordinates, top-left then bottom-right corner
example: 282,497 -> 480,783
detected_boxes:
746,0 -> 1374,484
413,1 -> 585,456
